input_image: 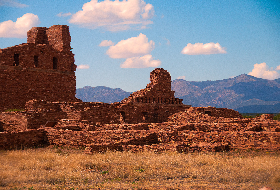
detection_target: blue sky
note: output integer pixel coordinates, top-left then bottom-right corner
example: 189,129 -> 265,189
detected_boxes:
0,0 -> 280,92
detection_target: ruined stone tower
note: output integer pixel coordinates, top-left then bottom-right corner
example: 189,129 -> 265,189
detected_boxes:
121,68 -> 183,104
0,25 -> 78,111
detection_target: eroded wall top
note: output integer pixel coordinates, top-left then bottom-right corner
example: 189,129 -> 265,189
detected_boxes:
122,68 -> 183,104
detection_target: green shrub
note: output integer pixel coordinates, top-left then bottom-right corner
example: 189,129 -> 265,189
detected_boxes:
4,109 -> 24,112
273,114 -> 280,121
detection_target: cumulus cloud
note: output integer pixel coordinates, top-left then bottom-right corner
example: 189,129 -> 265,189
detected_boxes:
177,76 -> 186,80
181,42 -> 227,55
0,13 -> 40,38
248,62 -> 280,80
99,40 -> 114,47
57,12 -> 72,17
107,33 -> 154,58
0,0 -> 28,8
77,64 -> 90,69
121,54 -> 161,68
104,33 -> 160,68
69,0 -> 154,31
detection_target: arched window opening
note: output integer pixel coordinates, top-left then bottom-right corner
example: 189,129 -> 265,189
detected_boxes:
13,54 -> 19,66
53,57 -> 58,69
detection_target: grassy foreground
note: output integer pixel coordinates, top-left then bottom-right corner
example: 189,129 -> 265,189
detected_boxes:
0,147 -> 279,190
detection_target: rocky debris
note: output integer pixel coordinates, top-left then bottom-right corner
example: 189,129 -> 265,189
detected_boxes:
39,109 -> 280,153
254,114 -> 274,121
1,105 -> 279,153
259,187 -> 273,190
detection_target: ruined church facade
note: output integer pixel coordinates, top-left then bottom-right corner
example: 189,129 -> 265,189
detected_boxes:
0,25 -> 78,111
0,24 -> 190,126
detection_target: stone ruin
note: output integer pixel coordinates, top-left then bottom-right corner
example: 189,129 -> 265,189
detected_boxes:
0,25 -> 279,153
121,68 -> 183,104
0,25 -> 79,111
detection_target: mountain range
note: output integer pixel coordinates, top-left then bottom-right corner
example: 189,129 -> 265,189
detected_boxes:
76,74 -> 280,113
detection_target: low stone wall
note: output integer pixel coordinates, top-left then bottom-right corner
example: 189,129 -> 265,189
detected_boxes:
0,112 -> 28,132
0,129 -> 48,150
1,105 -> 279,153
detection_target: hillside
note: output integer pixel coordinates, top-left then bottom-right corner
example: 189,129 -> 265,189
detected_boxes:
76,86 -> 131,103
76,74 -> 280,113
172,74 -> 280,113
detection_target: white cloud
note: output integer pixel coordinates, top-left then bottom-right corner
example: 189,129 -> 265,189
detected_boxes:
121,54 -> 161,68
107,33 -> 154,58
77,64 -> 90,69
99,40 -> 114,47
57,12 -> 72,17
69,0 -> 154,31
177,76 -> 185,80
104,33 -> 160,68
0,0 -> 28,8
181,42 -> 227,55
0,13 -> 40,38
248,62 -> 280,80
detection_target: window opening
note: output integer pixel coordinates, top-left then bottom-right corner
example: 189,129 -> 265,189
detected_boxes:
34,56 -> 38,67
53,57 -> 58,69
120,111 -> 126,122
205,111 -> 211,116
13,54 -> 19,66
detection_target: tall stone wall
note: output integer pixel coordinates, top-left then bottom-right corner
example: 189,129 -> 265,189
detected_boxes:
0,25 -> 78,111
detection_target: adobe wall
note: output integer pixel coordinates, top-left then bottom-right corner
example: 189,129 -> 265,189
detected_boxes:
121,68 -> 183,104
23,100 -> 189,129
0,25 -> 78,111
0,112 -> 28,132
193,107 -> 242,118
0,129 -> 47,150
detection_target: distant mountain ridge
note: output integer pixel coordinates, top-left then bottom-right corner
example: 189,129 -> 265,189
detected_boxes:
172,74 -> 280,113
76,86 -> 131,103
76,74 -> 280,113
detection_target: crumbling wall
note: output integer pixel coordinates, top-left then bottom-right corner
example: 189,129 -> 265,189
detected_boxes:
191,107 -> 242,118
0,129 -> 47,150
23,100 -> 190,129
122,68 -> 183,104
0,112 -> 28,132
0,25 -> 77,111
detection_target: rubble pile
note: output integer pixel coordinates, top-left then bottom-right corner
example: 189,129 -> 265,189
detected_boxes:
0,106 -> 279,152
6,107 -> 274,153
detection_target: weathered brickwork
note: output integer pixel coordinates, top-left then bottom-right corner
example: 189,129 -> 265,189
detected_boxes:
0,112 -> 28,132
121,68 -> 183,104
0,129 -> 47,150
0,26 -> 279,153
21,68 -> 190,128
0,25 -> 78,111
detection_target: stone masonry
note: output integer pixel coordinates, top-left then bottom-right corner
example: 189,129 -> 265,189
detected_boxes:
0,25 -> 279,153
121,68 -> 183,104
0,25 -> 79,111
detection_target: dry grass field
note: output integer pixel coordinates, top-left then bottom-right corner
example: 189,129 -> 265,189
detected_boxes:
0,147 -> 279,190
